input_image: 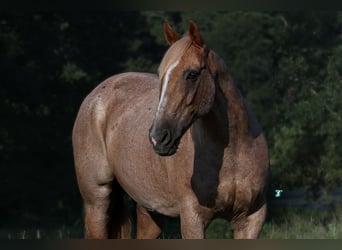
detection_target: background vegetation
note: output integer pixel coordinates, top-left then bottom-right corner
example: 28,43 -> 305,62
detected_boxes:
0,11 -> 341,238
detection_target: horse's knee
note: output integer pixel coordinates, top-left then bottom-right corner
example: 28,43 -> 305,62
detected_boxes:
232,204 -> 267,239
179,198 -> 209,239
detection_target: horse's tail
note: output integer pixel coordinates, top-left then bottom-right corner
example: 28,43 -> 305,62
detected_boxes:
108,179 -> 132,238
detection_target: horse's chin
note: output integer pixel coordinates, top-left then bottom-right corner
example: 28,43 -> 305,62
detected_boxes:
153,136 -> 181,156
154,143 -> 178,156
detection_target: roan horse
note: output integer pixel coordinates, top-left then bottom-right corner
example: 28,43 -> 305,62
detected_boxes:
72,21 -> 269,239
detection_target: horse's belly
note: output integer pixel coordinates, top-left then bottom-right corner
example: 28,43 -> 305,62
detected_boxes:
127,189 -> 180,217
114,159 -> 181,217
113,155 -> 180,217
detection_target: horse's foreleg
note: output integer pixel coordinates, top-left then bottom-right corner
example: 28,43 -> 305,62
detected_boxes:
136,205 -> 163,239
232,203 -> 267,239
179,198 -> 208,239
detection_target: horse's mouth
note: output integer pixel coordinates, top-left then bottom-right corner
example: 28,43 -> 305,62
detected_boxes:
149,121 -> 192,157
153,137 -> 181,156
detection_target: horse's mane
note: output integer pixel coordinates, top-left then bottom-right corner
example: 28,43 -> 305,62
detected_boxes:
158,35 -> 192,78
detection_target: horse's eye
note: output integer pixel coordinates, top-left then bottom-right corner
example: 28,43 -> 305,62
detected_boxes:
186,70 -> 201,82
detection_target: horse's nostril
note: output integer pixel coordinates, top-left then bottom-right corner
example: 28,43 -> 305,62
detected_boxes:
151,136 -> 157,146
160,129 -> 172,146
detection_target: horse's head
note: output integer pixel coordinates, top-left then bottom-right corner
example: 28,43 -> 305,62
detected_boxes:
149,21 -> 216,156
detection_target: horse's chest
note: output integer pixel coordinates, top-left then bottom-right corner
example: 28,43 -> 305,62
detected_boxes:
216,168 -> 264,216
191,158 -> 259,214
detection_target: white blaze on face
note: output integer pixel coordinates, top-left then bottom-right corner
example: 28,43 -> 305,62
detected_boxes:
157,60 -> 180,113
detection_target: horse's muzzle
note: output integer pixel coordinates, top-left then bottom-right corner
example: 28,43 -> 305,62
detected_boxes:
148,127 -> 179,156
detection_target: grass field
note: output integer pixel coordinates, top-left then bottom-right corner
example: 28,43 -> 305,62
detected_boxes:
1,206 -> 341,239
206,206 -> 342,239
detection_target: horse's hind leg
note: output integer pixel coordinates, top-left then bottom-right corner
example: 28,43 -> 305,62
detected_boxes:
82,179 -> 132,239
82,181 -> 113,239
136,204 -> 163,239
107,180 -> 132,239
232,203 -> 267,239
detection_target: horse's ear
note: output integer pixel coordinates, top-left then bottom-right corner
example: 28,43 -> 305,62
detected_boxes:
188,20 -> 203,47
163,20 -> 181,45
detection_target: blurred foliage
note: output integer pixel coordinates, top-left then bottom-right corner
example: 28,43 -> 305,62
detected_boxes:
0,12 -> 341,226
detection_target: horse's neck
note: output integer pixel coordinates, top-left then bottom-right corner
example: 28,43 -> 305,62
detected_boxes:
212,54 -> 248,144
191,50 -> 249,156
190,88 -> 228,207
191,74 -> 247,152
191,89 -> 229,149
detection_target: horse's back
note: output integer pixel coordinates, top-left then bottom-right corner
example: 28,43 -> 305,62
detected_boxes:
73,72 -> 158,150
73,72 -> 158,135
80,72 -> 158,109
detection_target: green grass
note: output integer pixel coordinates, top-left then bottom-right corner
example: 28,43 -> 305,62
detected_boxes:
205,206 -> 342,239
2,207 -> 341,239
1,226 -> 83,239
260,207 -> 342,239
